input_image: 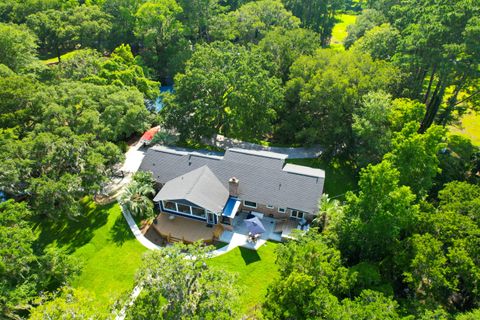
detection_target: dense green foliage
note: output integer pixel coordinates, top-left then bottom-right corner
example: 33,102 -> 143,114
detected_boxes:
0,200 -> 79,318
126,242 -> 240,319
1,0 -> 479,319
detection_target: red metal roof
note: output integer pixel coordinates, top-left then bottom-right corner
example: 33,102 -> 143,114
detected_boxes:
141,126 -> 160,141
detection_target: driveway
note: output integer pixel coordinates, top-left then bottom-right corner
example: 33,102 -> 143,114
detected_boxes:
202,134 -> 323,158
121,141 -> 147,173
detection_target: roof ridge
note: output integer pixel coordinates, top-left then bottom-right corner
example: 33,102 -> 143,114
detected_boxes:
184,165 -> 208,197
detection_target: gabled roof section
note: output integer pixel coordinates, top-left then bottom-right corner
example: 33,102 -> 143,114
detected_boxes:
153,165 -> 229,213
283,163 -> 325,178
224,148 -> 287,170
140,147 -> 326,213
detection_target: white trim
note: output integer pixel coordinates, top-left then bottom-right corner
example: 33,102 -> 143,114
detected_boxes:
278,207 -> 286,213
243,200 -> 257,208
290,210 -> 304,219
266,204 -> 274,209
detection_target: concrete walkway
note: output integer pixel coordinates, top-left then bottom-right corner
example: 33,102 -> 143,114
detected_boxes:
121,205 -> 163,250
121,204 -> 261,255
203,134 -> 323,158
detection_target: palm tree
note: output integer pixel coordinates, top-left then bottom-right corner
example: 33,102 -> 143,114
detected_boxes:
313,194 -> 344,232
119,181 -> 155,218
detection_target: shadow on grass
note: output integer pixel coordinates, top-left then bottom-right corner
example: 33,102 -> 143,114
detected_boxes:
240,247 -> 261,265
109,212 -> 132,245
32,200 -> 112,253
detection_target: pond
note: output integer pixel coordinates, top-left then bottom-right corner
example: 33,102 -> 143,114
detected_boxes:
0,191 -> 6,203
154,85 -> 174,111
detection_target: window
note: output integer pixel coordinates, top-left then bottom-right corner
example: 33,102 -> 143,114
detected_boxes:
290,210 -> 304,219
243,200 -> 257,208
191,206 -> 206,218
177,203 -> 191,214
266,204 -> 274,209
278,207 -> 286,213
163,201 -> 177,211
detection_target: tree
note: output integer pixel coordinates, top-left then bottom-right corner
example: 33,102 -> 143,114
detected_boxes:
27,5 -> 112,62
134,0 -> 184,75
403,233 -> 451,307
162,41 -> 284,141
283,0 -> 346,46
339,160 -> 419,263
0,22 -> 38,72
119,180 -> 155,218
177,0 -> 223,41
257,27 -> 320,82
434,135 -> 479,192
274,232 -> 352,296
86,44 -> 160,100
352,91 -> 394,167
30,287 -> 107,320
344,9 -> 387,48
0,200 -> 80,319
125,242 -> 239,319
351,23 -> 400,61
102,0 -> 141,49
382,0 -> 480,131
313,193 -> 344,235
385,123 -> 446,196
339,290 -> 402,319
210,0 -> 300,44
280,49 -> 398,156
437,181 -> 480,224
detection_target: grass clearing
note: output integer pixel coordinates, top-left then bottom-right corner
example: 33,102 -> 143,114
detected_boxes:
41,50 -> 80,65
287,158 -> 358,198
330,13 -> 357,48
449,111 -> 480,146
33,201 -> 148,311
208,242 -> 279,317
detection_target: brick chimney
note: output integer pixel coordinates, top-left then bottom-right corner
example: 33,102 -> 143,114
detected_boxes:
228,177 -> 239,197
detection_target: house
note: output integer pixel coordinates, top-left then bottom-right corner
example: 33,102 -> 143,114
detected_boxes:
138,146 -> 325,242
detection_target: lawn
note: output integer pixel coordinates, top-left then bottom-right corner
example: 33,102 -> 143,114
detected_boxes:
330,13 -> 357,49
41,50 -> 80,65
33,200 -> 281,316
449,111 -> 480,146
287,158 -> 358,198
208,242 -> 280,317
33,200 -> 148,311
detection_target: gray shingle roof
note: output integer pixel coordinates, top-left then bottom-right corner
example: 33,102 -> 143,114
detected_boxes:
153,166 -> 229,213
139,147 -> 325,213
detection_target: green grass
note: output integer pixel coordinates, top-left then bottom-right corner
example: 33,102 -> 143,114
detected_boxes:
208,242 -> 279,317
287,158 -> 358,198
449,111 -> 480,146
41,50 -> 80,65
33,201 -> 148,311
33,200 -> 281,316
330,13 -> 357,50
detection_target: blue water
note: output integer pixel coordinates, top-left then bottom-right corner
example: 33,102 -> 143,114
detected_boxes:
154,85 -> 174,111
0,191 -> 5,203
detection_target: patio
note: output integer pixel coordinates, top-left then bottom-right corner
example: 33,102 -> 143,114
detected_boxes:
151,212 -> 223,244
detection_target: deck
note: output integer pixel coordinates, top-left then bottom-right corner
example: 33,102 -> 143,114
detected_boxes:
152,212 -> 223,243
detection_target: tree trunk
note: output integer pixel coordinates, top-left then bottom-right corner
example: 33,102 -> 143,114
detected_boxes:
419,74 -> 447,133
423,64 -> 437,104
438,73 -> 467,126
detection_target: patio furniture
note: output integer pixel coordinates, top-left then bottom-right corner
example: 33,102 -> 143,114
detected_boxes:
244,216 -> 266,235
251,211 -> 264,219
